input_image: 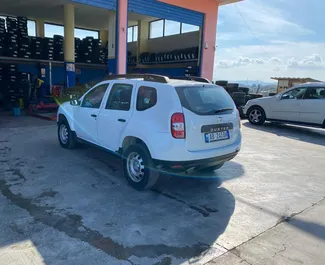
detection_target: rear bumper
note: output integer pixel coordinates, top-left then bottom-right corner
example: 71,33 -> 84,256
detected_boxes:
154,150 -> 239,172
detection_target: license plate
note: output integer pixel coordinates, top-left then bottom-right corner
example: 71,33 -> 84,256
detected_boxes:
205,130 -> 230,143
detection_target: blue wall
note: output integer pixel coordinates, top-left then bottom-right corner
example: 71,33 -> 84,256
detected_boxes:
128,0 -> 204,26
18,63 -> 107,95
71,0 -> 116,10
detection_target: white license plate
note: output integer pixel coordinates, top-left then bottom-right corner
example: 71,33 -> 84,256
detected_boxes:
205,130 -> 230,143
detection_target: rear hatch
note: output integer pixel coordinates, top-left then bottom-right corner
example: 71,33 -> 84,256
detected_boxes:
175,84 -> 239,152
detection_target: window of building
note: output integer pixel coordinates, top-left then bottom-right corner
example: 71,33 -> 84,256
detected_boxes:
27,20 -> 36,37
181,23 -> 200,34
128,25 -> 138,43
149,19 -> 199,39
137,86 -> 157,111
45,23 -> 99,39
164,20 -> 181,36
106,84 -> 133,111
149,20 -> 164,39
45,23 -> 64,38
75,28 -> 99,39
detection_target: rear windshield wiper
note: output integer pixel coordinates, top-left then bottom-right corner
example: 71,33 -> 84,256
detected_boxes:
214,108 -> 234,114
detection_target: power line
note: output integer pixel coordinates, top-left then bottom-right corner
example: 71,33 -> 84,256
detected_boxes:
234,3 -> 284,73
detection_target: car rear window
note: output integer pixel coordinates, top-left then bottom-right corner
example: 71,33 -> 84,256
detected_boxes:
175,85 -> 234,115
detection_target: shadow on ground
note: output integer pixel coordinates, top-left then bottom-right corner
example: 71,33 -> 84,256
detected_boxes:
0,138 -> 244,265
244,121 -> 325,146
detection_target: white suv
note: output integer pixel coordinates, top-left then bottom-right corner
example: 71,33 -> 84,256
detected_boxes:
243,83 -> 325,128
57,74 -> 242,190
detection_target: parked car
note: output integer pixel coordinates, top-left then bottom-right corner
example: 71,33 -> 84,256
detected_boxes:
57,74 -> 242,190
243,83 -> 325,128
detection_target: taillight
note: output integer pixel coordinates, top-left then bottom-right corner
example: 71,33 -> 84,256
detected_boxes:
171,113 -> 185,139
237,109 -> 242,129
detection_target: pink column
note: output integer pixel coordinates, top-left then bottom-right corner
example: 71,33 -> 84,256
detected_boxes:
201,6 -> 219,81
117,0 -> 128,74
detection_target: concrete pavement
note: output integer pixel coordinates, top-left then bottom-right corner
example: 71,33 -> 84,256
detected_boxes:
0,118 -> 324,265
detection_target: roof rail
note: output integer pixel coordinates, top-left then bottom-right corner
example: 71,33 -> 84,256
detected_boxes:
104,74 -> 170,83
171,76 -> 211,83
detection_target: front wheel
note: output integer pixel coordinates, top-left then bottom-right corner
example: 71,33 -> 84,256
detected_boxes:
58,120 -> 77,149
248,107 -> 266,125
123,144 -> 160,190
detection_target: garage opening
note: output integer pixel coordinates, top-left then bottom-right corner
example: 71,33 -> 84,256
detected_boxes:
0,1 -> 112,114
127,0 -> 204,78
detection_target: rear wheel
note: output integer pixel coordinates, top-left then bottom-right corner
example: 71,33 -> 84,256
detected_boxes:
248,106 -> 266,125
123,144 -> 159,190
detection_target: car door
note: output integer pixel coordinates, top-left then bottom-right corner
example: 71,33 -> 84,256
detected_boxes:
298,87 -> 325,125
270,87 -> 307,122
74,83 -> 109,144
97,81 -> 135,152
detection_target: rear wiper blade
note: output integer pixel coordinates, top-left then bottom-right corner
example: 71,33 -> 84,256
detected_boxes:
215,108 -> 234,114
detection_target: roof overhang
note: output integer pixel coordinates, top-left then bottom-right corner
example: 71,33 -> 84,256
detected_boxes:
218,0 -> 244,6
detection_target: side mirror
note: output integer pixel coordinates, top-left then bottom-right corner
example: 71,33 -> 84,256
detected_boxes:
70,99 -> 80,106
281,94 -> 290,100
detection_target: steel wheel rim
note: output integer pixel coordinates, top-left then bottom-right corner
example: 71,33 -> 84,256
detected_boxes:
59,124 -> 69,144
249,109 -> 262,123
127,152 -> 145,183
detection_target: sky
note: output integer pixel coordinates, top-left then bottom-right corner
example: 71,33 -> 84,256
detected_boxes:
214,0 -> 325,82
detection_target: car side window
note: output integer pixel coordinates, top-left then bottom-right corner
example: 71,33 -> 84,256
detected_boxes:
106,83 -> 133,111
136,86 -> 157,111
81,84 -> 108,108
304,87 -> 325,100
282,87 -> 307,100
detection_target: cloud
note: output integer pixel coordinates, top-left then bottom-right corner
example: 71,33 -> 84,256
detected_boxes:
270,57 -> 282,63
216,57 -> 271,68
217,0 -> 313,42
287,54 -> 325,69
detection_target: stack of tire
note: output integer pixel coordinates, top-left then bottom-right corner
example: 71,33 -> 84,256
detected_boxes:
75,38 -> 81,62
17,72 -> 31,108
79,37 -> 94,63
184,65 -> 198,77
92,39 -> 101,64
53,35 -> 64,61
0,19 -> 5,56
17,17 -> 31,59
30,37 -> 43,59
5,17 -> 19,58
215,80 -> 228,89
6,64 -> 19,107
42,37 -> 54,60
0,64 -> 4,108
99,48 -> 106,64
102,41 -> 108,64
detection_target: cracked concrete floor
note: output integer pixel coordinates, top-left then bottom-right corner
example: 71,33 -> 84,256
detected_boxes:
0,118 -> 325,265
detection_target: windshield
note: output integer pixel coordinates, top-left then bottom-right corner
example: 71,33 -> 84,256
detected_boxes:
175,85 -> 234,115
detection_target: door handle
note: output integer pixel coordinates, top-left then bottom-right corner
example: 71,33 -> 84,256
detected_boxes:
118,119 -> 126,123
91,114 -> 97,118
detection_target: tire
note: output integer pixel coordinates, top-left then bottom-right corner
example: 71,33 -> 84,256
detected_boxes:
232,92 -> 246,106
247,106 -> 266,125
239,87 -> 250,95
195,163 -> 224,173
123,144 -> 160,190
245,95 -> 251,103
58,119 -> 77,149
